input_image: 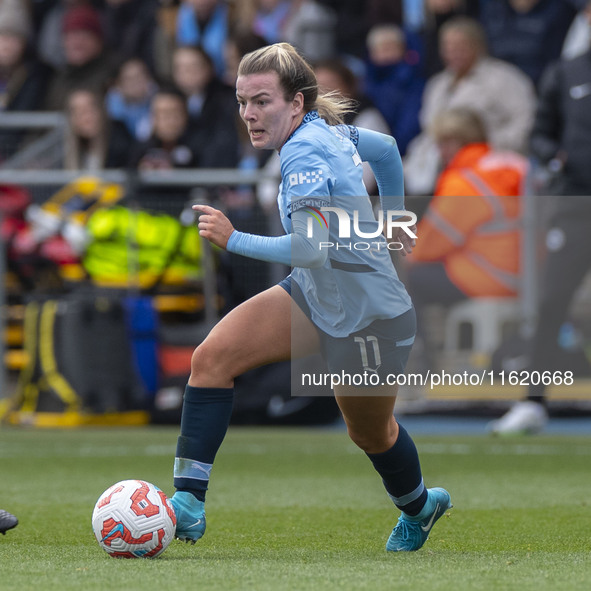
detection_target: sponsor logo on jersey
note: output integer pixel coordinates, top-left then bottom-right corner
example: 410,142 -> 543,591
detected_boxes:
289,170 -> 324,186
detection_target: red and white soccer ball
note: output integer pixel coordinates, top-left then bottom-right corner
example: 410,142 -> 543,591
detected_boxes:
92,480 -> 177,558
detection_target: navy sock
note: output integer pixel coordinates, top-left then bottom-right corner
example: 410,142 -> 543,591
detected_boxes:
366,423 -> 428,516
174,385 -> 234,502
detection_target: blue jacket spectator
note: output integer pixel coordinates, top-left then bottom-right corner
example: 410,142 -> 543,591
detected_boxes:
105,58 -> 157,142
481,0 -> 578,84
363,24 -> 424,155
176,0 -> 228,77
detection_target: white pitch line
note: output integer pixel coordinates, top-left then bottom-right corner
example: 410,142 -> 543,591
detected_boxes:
420,442 -> 591,456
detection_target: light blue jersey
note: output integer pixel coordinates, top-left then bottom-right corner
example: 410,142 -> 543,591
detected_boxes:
278,112 -> 412,337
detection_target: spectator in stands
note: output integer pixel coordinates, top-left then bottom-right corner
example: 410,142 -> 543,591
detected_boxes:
103,0 -> 161,77
176,0 -> 229,76
171,45 -> 240,168
281,0 -> 337,62
131,86 -> 216,210
44,4 -> 116,110
172,41 -> 259,301
314,57 -> 390,193
0,10 -> 51,162
481,0 -> 577,85
0,11 -> 49,112
363,24 -> 424,155
403,17 -> 535,195
63,88 -> 134,170
490,0 -> 591,434
106,58 -> 157,142
421,0 -> 480,78
406,108 -> 526,371
36,0 -> 90,70
223,29 -> 267,86
132,87 -> 200,170
315,57 -> 389,133
315,0 -> 403,59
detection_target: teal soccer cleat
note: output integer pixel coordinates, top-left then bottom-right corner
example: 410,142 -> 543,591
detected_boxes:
386,487 -> 452,552
171,491 -> 206,544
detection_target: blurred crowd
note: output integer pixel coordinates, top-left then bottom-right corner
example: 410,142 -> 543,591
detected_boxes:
2,1 -> 591,428
0,0 -> 588,188
2,0 -> 591,310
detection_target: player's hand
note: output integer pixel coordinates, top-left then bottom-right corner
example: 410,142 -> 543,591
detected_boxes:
192,204 -> 235,249
393,223 -> 417,256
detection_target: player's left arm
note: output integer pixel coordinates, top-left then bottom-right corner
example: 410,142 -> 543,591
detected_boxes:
354,127 -> 416,255
355,127 -> 404,211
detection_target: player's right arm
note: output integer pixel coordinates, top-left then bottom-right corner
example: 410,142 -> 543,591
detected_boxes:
224,209 -> 329,268
222,134 -> 338,268
194,204 -> 328,268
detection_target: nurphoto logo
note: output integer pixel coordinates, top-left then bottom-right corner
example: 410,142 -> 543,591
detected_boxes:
305,207 -> 417,251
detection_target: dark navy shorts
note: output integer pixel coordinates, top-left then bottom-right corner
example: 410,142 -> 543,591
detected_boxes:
279,275 -> 415,382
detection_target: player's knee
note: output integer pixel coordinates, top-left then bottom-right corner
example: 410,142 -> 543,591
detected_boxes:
190,339 -> 227,381
346,427 -> 394,454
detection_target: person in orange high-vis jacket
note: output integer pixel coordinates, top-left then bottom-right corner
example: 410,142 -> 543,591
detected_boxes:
406,108 -> 528,370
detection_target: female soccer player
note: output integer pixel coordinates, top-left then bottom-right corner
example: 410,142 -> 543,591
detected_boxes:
170,43 -> 451,552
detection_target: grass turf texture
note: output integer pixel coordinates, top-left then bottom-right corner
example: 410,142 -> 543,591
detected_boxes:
1,427 -> 590,591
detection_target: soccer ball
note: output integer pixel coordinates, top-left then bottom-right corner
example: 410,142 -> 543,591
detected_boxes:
92,480 -> 176,558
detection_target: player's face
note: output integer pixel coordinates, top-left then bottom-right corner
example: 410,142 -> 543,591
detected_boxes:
236,71 -> 304,151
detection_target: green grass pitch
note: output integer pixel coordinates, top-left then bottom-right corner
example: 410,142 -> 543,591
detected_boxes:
1,426 -> 590,591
